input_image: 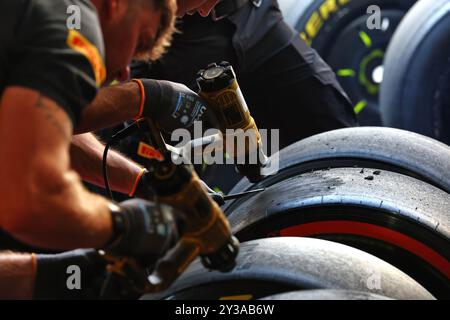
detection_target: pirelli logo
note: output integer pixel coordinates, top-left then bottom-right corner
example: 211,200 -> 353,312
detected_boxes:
300,0 -> 351,44
137,142 -> 164,161
67,29 -> 106,87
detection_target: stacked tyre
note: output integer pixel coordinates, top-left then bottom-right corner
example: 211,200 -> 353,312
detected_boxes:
144,1 -> 450,301
281,0 -> 450,144
143,237 -> 434,300
223,127 -> 450,299
380,0 -> 450,145
280,0 -> 418,125
143,127 -> 449,301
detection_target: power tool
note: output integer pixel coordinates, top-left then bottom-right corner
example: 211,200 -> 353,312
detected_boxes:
101,118 -> 239,293
133,118 -> 239,292
196,61 -> 269,183
101,61 -> 271,292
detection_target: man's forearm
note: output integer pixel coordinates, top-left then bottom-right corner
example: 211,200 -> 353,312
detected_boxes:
75,82 -> 141,134
0,253 -> 35,299
71,133 -> 143,196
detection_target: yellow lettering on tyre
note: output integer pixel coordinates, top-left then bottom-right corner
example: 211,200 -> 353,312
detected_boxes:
303,0 -> 352,42
320,0 -> 338,20
306,11 -> 323,39
300,32 -> 311,45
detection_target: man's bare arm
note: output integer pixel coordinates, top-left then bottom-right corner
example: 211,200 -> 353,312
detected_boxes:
75,82 -> 141,134
0,252 -> 35,299
70,133 -> 143,196
0,87 -> 112,250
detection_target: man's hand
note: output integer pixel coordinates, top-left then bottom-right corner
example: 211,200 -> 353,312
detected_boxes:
35,198 -> 182,300
34,249 -> 148,300
100,199 -> 182,297
34,249 -> 107,300
134,79 -> 208,133
106,199 -> 179,261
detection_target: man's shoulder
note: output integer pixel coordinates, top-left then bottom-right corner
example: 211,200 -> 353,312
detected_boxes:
3,0 -> 106,126
19,0 -> 106,87
24,0 -> 104,54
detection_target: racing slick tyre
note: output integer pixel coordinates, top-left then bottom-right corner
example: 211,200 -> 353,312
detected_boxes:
260,289 -> 392,300
228,127 -> 450,195
286,0 -> 417,125
380,0 -> 450,145
142,238 -> 434,300
225,167 -> 450,298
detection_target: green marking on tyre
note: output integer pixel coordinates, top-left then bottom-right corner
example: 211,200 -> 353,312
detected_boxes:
354,100 -> 367,114
359,31 -> 373,48
337,69 -> 356,77
359,49 -> 385,95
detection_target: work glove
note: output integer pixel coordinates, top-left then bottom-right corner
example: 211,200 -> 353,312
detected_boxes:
33,200 -> 180,300
133,79 -> 209,133
33,249 -> 107,300
102,199 -> 183,296
132,169 -> 225,206
106,199 -> 180,260
33,248 -> 158,300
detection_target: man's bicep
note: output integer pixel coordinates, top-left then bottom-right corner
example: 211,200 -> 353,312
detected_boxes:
0,87 -> 113,249
0,86 -> 73,193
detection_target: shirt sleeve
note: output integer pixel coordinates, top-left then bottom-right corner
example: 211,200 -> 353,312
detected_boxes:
7,0 -> 106,127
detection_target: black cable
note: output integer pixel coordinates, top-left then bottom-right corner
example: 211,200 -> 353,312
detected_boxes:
102,141 -> 114,200
102,122 -> 140,201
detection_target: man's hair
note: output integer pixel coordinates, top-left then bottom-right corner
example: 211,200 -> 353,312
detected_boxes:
137,0 -> 177,61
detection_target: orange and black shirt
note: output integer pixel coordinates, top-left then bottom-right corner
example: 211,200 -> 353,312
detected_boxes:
0,0 -> 106,126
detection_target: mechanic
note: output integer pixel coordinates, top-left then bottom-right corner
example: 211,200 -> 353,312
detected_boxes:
31,0 -> 359,200
96,0 -> 359,193
133,0 -> 358,149
52,0 -> 359,199
0,0 -> 181,299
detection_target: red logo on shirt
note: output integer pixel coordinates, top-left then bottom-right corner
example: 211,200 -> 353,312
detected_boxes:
67,30 -> 106,87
